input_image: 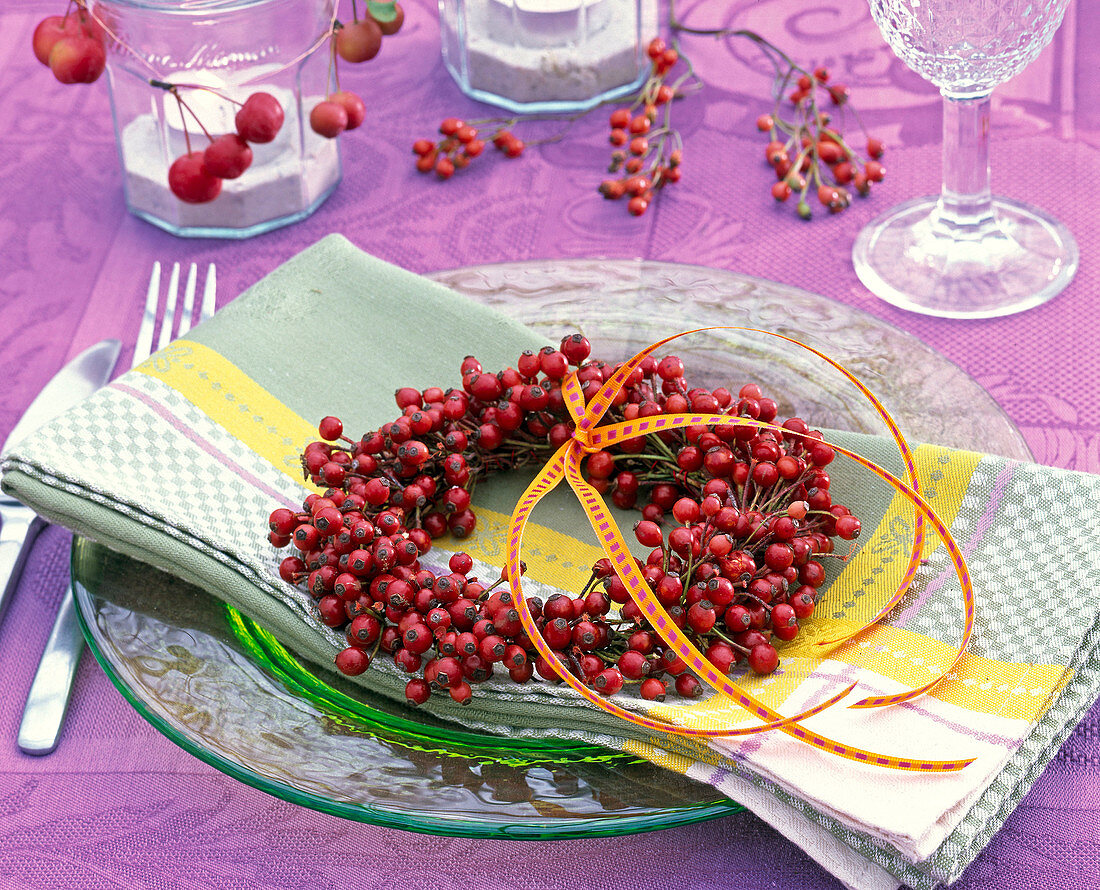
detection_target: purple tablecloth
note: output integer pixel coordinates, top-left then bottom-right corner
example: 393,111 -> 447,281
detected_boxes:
1,1 -> 1097,887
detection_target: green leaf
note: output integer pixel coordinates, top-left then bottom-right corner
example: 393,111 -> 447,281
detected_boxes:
367,0 -> 397,23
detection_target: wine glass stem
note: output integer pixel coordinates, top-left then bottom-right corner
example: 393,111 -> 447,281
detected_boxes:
935,91 -> 996,234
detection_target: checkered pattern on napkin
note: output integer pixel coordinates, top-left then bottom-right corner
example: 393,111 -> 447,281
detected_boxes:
4,235 -> 1100,890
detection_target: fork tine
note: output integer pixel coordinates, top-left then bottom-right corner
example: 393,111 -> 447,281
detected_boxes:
177,263 -> 198,339
156,262 -> 180,353
200,263 -> 216,322
133,261 -> 161,367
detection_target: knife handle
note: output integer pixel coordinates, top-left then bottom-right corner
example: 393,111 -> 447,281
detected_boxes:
0,509 -> 46,627
18,585 -> 84,756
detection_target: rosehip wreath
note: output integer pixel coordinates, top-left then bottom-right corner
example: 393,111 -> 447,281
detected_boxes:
266,333 -> 862,710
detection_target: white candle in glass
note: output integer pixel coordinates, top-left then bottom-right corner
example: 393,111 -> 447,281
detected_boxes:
487,0 -> 610,48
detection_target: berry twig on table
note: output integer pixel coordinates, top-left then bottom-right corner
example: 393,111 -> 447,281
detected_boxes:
598,36 -> 694,216
413,117 -> 525,179
265,334 -> 863,710
669,1 -> 887,219
413,109 -> 598,179
413,3 -> 885,221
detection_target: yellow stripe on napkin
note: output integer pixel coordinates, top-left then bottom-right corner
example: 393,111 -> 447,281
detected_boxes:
818,444 -> 980,623
134,342 -> 597,592
135,342 -> 319,479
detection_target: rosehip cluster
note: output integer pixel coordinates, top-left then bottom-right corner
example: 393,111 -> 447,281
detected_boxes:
413,118 -> 524,180
265,333 -> 862,712
32,4 -> 106,85
598,37 -> 685,217
757,67 -> 886,219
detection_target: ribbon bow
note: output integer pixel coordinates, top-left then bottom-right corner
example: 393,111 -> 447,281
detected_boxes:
503,329 -> 976,772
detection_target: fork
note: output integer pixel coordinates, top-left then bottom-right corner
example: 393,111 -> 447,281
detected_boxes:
17,262 -> 216,756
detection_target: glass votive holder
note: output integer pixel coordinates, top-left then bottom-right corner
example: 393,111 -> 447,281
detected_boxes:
439,0 -> 657,113
88,0 -> 341,239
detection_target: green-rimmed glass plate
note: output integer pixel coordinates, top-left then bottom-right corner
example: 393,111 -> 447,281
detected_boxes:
72,260 -> 1030,839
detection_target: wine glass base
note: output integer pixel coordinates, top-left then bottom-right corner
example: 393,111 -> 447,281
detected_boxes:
852,195 -> 1079,319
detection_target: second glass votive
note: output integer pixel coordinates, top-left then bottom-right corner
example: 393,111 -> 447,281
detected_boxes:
439,0 -> 657,113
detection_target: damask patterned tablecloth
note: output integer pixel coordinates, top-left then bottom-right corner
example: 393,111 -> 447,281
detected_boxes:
0,1 -> 1097,888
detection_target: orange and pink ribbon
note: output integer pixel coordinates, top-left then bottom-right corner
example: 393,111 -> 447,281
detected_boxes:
503,329 -> 976,772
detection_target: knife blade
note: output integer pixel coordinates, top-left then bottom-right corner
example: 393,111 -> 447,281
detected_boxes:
0,339 -> 121,626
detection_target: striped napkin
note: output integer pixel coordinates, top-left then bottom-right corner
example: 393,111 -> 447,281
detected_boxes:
4,235 -> 1100,889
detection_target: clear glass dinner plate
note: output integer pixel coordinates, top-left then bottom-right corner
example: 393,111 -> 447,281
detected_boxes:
73,259 -> 1032,839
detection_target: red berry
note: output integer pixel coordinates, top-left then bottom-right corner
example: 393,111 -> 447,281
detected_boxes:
202,134 -> 253,179
671,497 -> 699,524
867,137 -> 885,159
168,152 -> 222,204
687,601 -> 717,634
674,673 -> 702,698
835,514 -> 861,540
336,18 -> 383,63
817,140 -> 843,165
415,151 -> 437,174
748,643 -> 779,675
634,520 -> 664,548
617,649 -> 651,680
335,646 -> 371,676
405,678 -> 431,705
594,667 -> 624,696
235,93 -> 284,143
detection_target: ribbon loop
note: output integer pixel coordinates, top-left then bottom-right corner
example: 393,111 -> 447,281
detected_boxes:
501,328 -> 976,772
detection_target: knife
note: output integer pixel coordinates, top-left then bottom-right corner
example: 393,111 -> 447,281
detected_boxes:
0,339 -> 121,627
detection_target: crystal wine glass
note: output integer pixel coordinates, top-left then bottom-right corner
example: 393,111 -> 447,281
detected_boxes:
852,0 -> 1078,318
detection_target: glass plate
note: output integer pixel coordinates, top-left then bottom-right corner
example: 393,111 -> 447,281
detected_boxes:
73,259 -> 1032,839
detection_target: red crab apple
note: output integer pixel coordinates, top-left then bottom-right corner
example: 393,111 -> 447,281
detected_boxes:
33,14 -> 84,65
234,92 -> 284,144
48,35 -> 106,84
310,101 -> 348,139
328,91 -> 365,130
203,133 -> 253,179
373,2 -> 405,35
168,152 -> 222,203
336,19 -> 383,63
